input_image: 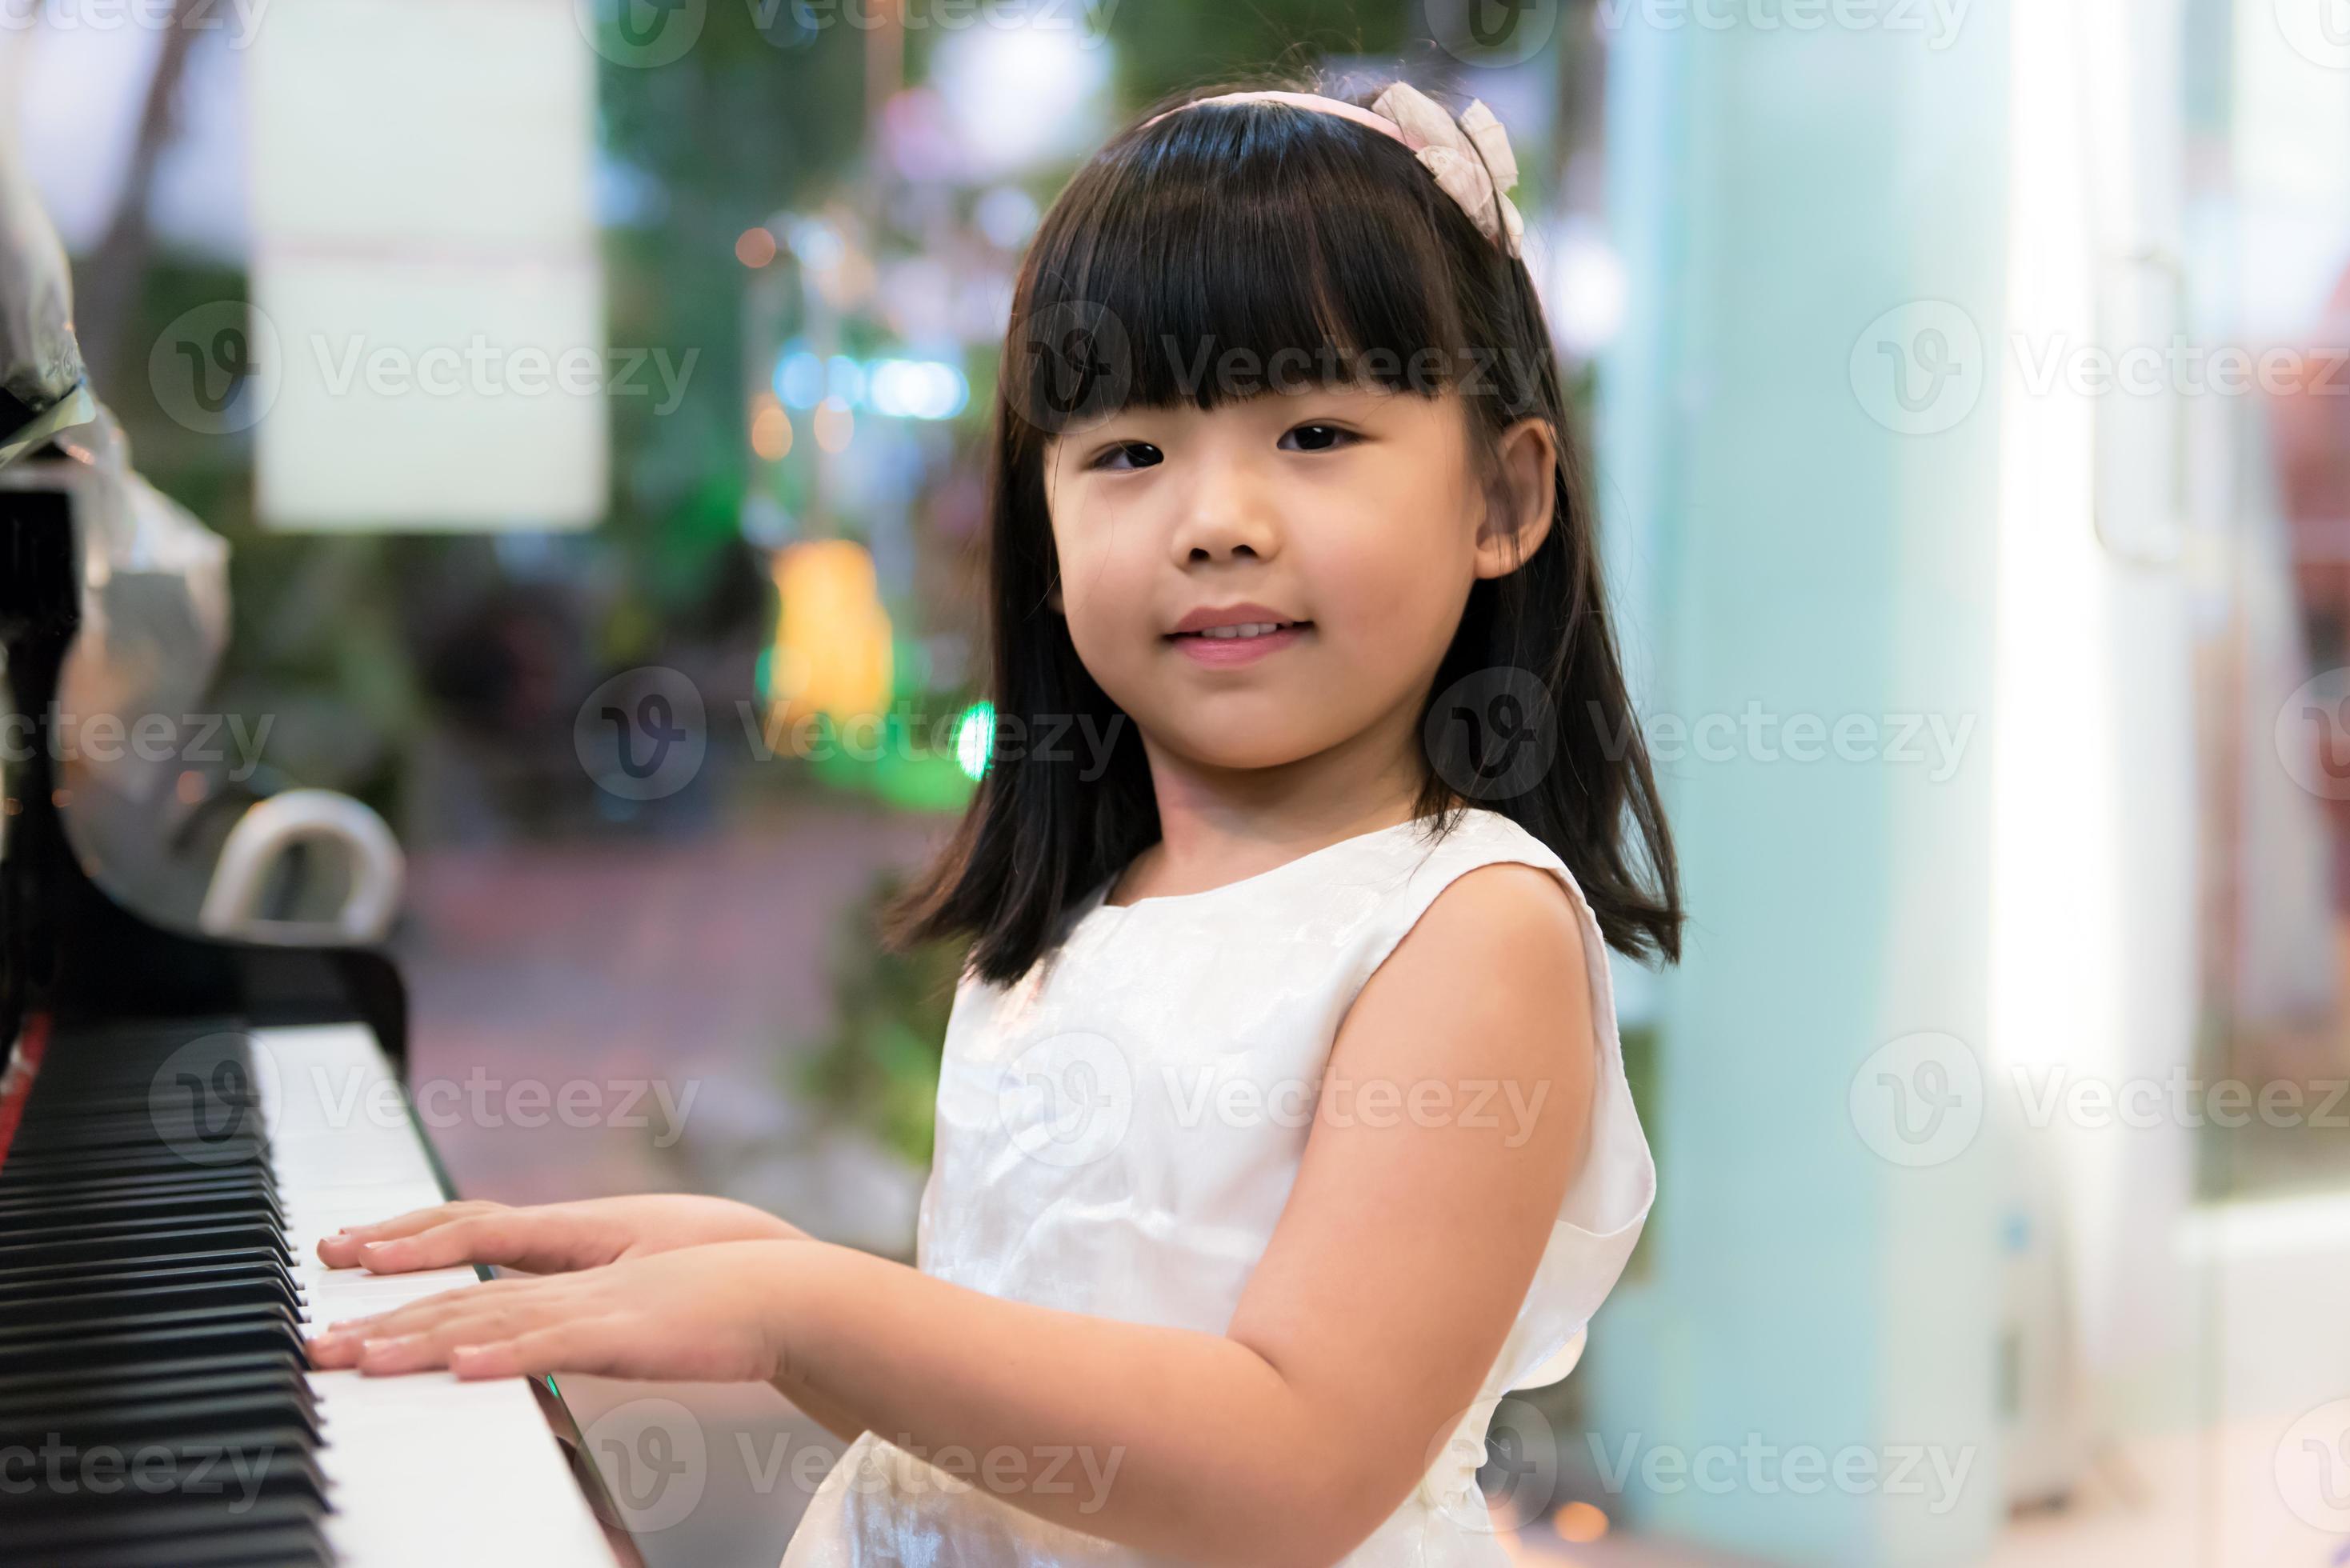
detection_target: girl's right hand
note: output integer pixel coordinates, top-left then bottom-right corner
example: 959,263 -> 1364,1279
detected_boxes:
314,1195 -> 808,1276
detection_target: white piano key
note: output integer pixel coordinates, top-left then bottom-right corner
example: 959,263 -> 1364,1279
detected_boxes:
253,1023 -> 622,1567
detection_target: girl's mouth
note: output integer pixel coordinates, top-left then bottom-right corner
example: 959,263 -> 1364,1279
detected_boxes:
1164,621 -> 1311,666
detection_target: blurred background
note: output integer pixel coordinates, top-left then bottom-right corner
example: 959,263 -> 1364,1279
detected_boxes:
8,0 -> 2350,1562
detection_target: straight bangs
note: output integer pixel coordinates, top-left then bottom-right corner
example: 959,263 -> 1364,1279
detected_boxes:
1001,96 -> 1483,442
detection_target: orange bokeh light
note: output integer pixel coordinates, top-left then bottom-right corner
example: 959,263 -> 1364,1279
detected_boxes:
735,226 -> 779,267
751,398 -> 793,461
812,398 -> 853,454
1553,1502 -> 1609,1544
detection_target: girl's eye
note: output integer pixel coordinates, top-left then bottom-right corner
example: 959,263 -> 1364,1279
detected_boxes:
1280,423 -> 1358,453
1091,441 -> 1163,472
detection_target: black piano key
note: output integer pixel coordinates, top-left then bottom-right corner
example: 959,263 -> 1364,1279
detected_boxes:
40,1529 -> 334,1568
0,1166 -> 279,1205
0,1142 -> 272,1186
0,1253 -> 302,1306
0,1246 -> 301,1294
11,1494 -> 332,1566
0,1221 -> 293,1270
0,1309 -> 309,1386
0,1357 -> 316,1420
0,1299 -> 304,1350
0,1366 -> 320,1431
9,1103 -> 262,1142
0,1182 -> 284,1226
0,1190 -> 289,1233
4,1382 -> 322,1438
3,1385 -> 325,1446
0,1271 -> 306,1329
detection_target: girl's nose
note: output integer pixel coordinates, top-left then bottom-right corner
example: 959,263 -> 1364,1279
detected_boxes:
1168,458 -> 1281,563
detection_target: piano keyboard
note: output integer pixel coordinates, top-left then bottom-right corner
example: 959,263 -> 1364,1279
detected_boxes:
0,1018 -> 625,1565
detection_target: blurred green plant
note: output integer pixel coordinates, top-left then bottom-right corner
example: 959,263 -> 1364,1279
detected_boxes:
795,867 -> 965,1167
1093,1 -> 1411,104
1619,1019 -> 1658,1281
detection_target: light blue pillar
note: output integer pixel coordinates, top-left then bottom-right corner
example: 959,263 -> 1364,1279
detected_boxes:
1584,6 -> 2012,1564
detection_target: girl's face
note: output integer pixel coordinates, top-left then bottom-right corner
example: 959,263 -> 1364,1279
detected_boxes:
1043,385 -> 1555,778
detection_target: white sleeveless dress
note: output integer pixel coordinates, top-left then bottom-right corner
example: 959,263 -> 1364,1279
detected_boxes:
779,806 -> 1655,1566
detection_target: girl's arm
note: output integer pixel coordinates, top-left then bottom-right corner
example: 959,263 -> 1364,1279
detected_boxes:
310,863 -> 1594,1568
777,1380 -> 869,1448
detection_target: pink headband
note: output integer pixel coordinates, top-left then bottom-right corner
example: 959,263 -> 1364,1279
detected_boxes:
1143,84 -> 1527,259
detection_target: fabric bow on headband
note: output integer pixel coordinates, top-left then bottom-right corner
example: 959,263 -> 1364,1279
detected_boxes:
1147,82 -> 1527,259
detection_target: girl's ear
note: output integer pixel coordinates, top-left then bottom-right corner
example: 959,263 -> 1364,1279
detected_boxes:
1473,415 -> 1559,578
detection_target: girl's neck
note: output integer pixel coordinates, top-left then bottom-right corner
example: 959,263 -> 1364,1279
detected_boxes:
1108,788 -> 1469,907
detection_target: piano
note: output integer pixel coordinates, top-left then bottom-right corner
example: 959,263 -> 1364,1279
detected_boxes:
0,386 -> 642,1566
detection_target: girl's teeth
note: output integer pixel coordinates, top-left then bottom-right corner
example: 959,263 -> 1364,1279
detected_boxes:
1195,622 -> 1288,639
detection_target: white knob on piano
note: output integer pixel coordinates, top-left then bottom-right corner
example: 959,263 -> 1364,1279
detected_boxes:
198,787 -> 406,943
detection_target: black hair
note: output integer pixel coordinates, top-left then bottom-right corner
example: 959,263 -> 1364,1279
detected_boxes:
883,73 -> 1682,986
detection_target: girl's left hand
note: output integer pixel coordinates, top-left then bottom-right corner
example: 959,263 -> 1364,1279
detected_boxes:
304,1240 -> 794,1383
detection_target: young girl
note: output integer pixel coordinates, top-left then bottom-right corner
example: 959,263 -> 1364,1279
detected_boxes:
306,75 -> 1682,1566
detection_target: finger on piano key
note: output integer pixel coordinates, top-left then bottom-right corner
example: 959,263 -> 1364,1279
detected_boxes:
314,1198 -> 506,1269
